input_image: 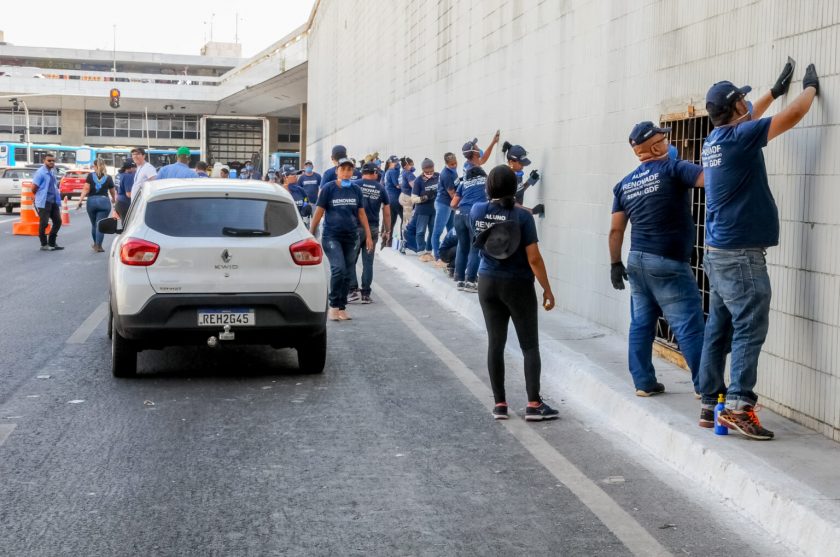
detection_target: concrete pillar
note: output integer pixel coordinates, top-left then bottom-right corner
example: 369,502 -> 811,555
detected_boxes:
61,109 -> 85,146
299,103 -> 307,164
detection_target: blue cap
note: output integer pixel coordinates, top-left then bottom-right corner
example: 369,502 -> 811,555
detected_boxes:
628,121 -> 671,146
505,144 -> 531,166
705,81 -> 752,110
462,138 -> 479,156
361,162 -> 378,174
331,145 -> 347,159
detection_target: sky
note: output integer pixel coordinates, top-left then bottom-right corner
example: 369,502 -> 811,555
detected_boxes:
4,0 -> 317,58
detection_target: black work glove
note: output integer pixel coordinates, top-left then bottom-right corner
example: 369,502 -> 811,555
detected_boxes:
527,169 -> 540,186
531,203 -> 545,216
770,57 -> 795,98
803,63 -> 820,95
610,262 -> 628,290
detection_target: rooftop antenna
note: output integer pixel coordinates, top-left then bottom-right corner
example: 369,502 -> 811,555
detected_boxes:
210,13 -> 216,42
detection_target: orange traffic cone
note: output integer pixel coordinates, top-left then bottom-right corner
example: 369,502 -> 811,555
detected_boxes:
61,196 -> 71,226
12,182 -> 48,236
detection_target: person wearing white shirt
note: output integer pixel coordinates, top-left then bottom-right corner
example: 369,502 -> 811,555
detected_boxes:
128,147 -> 157,198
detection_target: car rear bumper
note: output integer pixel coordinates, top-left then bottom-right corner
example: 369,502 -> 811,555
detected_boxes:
114,293 -> 326,349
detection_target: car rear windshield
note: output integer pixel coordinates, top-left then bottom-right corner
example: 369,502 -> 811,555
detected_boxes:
144,197 -> 299,237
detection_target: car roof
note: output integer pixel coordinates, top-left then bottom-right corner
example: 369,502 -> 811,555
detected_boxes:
143,179 -> 293,203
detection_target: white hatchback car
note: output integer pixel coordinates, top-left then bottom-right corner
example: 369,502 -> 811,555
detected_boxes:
99,179 -> 329,377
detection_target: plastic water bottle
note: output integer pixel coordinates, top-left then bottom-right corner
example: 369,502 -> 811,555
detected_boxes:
714,394 -> 728,436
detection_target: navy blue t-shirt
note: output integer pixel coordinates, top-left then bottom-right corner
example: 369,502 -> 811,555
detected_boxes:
355,178 -> 389,229
412,173 -> 439,216
400,169 -> 416,195
611,158 -> 702,261
455,167 -> 487,214
116,172 -> 135,203
701,117 -> 777,249
298,172 -> 321,204
288,184 -> 311,218
384,167 -> 401,204
437,166 -> 458,205
317,181 -> 363,239
471,202 -> 539,280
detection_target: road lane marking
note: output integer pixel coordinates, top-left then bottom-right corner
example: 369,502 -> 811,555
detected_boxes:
0,424 -> 16,446
66,302 -> 108,344
374,282 -> 672,557
0,217 -> 17,225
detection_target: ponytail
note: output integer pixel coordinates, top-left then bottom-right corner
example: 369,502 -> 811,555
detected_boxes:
501,141 -> 512,156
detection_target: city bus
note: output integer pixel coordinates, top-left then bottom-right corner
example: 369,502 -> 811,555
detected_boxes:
0,142 -> 200,174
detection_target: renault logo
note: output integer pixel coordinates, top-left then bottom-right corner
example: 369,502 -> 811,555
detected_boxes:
221,249 -> 232,263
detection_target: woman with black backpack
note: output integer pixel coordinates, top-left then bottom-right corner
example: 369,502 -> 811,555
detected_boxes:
470,165 -> 557,421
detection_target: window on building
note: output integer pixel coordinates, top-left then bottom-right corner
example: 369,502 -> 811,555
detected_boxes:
0,108 -> 61,135
277,118 -> 300,144
84,111 -> 200,140
655,114 -> 712,350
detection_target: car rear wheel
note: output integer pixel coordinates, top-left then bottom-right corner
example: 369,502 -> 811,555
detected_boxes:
4,204 -> 11,214
112,323 -> 137,378
297,328 -> 326,374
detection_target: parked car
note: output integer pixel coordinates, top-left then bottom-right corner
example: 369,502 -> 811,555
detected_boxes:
100,179 -> 329,377
0,167 -> 35,213
59,169 -> 90,198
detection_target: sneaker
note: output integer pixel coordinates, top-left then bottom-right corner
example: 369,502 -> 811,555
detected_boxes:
347,289 -> 362,304
40,245 -> 51,251
699,405 -> 715,428
717,406 -> 774,440
525,401 -> 560,421
635,383 -> 665,397
50,245 -> 65,251
462,282 -> 478,293
360,294 -> 373,304
456,281 -> 466,291
399,246 -> 406,255
492,403 -> 509,420
328,308 -> 340,321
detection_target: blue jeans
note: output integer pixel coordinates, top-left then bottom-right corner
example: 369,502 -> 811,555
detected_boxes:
322,234 -> 359,309
415,211 -> 434,253
431,202 -> 454,259
349,228 -> 378,296
454,212 -> 479,282
699,248 -> 771,410
626,251 -> 706,392
86,196 -> 111,246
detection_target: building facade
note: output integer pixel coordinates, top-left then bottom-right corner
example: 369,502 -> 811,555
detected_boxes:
305,0 -> 840,440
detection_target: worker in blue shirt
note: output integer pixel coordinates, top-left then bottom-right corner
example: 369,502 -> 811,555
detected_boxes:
398,157 -> 416,254
411,158 -> 439,262
31,155 -> 63,250
347,162 -> 392,304
502,141 -> 544,216
697,62 -> 818,441
383,155 -> 402,244
609,121 -> 706,400
195,161 -> 210,178
320,145 -> 360,187
156,147 -> 198,179
309,157 -> 374,321
431,152 -> 458,265
298,159 -> 322,204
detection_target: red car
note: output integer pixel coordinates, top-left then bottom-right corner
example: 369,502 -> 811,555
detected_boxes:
59,170 -> 90,198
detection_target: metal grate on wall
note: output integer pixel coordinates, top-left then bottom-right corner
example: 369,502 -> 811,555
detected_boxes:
655,114 -> 713,350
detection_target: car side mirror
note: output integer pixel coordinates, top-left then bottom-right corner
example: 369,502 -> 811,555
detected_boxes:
98,217 -> 121,235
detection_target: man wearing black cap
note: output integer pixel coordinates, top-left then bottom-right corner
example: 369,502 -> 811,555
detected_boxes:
299,159 -> 321,205
347,162 -> 392,303
609,121 -> 706,399
697,62 -> 819,440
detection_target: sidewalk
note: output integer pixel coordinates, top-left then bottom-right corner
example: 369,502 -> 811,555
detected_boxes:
378,249 -> 840,557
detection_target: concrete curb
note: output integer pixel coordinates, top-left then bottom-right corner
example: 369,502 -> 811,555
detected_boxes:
378,249 -> 840,557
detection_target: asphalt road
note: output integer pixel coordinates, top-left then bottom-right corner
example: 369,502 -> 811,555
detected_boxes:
0,216 -> 788,556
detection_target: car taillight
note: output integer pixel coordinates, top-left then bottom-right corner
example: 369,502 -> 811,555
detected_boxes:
120,238 -> 160,266
290,238 -> 322,266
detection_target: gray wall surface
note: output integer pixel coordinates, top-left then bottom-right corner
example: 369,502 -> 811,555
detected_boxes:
305,0 -> 840,440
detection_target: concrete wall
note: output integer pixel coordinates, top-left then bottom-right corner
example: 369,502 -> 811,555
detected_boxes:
305,0 -> 840,441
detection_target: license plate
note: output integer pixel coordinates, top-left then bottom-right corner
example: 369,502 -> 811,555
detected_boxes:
197,309 -> 255,326
10,197 -> 20,203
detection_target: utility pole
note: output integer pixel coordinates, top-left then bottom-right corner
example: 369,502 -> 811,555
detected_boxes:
10,98 -> 32,163
112,24 -> 117,74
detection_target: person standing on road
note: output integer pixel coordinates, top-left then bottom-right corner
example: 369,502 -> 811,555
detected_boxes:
77,158 -> 116,253
320,145 -> 360,187
471,165 -> 558,421
114,160 -> 136,222
31,154 -> 63,251
398,156 -> 416,254
502,141 -> 544,216
411,158 -> 439,262
347,162 -> 392,304
431,152 -> 458,266
156,147 -> 198,180
280,167 -> 312,228
298,160 -> 322,205
309,157 -> 374,321
383,155 -> 402,245
129,147 -> 156,198
698,61 -> 818,441
608,121 -> 706,398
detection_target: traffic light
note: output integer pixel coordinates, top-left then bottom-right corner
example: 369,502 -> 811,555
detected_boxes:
109,88 -> 120,109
